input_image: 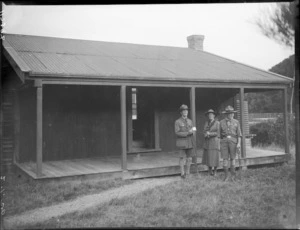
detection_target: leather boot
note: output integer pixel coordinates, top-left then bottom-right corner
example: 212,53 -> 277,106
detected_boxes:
223,167 -> 229,181
230,165 -> 236,182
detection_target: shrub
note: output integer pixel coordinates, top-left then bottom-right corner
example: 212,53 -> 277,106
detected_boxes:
250,114 -> 295,147
250,122 -> 273,146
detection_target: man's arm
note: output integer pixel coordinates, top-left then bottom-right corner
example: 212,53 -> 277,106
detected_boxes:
237,137 -> 241,148
175,121 -> 190,137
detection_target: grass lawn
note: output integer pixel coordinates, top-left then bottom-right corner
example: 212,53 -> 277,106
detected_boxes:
21,161 -> 296,228
2,169 -> 134,216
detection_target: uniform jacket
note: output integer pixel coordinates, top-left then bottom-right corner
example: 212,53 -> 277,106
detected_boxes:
174,117 -> 194,149
203,119 -> 220,150
219,118 -> 242,144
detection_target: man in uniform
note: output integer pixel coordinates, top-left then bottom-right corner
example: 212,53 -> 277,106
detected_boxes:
174,104 -> 196,179
220,105 -> 242,182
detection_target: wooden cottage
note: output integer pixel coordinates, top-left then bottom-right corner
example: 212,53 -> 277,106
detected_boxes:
1,34 -> 293,179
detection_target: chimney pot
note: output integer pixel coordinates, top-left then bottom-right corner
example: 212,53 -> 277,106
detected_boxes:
187,35 -> 205,51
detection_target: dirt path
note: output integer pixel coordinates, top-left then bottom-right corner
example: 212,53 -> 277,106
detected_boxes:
3,177 -> 180,229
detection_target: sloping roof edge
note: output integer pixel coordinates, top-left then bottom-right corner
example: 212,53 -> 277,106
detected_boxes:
2,33 -> 293,85
199,50 -> 293,82
2,39 -> 31,82
3,39 -> 31,72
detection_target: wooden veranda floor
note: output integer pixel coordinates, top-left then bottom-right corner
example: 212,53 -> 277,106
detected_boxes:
16,148 -> 289,180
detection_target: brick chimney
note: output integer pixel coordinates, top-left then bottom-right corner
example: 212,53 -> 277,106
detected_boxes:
187,35 -> 205,51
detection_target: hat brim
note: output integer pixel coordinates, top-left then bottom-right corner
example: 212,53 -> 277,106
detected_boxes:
222,110 -> 237,114
205,111 -> 216,115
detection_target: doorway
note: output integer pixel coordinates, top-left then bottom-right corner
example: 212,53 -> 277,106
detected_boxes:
130,87 -> 155,152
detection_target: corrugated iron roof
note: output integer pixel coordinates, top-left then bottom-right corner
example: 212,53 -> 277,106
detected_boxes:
3,34 -> 292,84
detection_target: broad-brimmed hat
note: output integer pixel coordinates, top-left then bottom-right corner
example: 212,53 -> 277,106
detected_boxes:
205,109 -> 216,116
179,104 -> 189,111
222,105 -> 237,114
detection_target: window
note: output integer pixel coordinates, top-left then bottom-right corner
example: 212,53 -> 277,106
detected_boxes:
132,88 -> 137,120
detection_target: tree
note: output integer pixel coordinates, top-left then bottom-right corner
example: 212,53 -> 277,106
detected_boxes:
256,2 -> 295,49
269,55 -> 295,114
255,2 -> 296,114
269,54 -> 295,78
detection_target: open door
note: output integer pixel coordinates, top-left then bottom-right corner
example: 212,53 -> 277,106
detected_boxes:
128,87 -> 158,152
132,87 -> 155,151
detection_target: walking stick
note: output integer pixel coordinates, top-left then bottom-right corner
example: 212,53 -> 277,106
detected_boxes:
190,128 -> 199,174
192,135 -> 198,174
236,147 -> 242,179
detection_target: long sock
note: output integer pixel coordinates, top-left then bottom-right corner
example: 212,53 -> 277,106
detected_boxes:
186,158 -> 192,175
208,166 -> 212,175
230,165 -> 235,176
179,158 -> 185,175
223,167 -> 229,181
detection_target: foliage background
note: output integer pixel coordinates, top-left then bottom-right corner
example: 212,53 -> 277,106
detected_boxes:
245,55 -> 294,113
250,115 -> 295,147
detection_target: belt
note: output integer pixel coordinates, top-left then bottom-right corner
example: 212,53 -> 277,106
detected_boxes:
221,135 -> 236,139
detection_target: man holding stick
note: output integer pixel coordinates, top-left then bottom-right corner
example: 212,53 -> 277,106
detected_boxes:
219,105 -> 242,182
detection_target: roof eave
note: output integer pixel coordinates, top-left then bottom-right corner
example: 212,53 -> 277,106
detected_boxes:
28,72 -> 291,87
2,39 -> 31,83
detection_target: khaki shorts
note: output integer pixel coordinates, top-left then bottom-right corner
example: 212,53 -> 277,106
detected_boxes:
220,140 -> 237,160
179,148 -> 195,158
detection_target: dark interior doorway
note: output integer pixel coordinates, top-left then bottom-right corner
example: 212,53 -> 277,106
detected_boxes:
131,87 -> 155,152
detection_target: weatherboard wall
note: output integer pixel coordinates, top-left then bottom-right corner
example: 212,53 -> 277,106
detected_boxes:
19,87 -> 37,162
42,85 -> 122,161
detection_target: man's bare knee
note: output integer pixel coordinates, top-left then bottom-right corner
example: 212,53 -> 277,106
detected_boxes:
230,159 -> 235,167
